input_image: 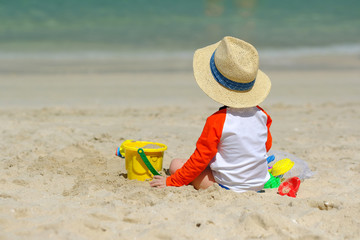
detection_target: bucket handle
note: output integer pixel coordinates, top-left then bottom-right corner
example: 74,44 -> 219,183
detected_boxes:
137,148 -> 161,176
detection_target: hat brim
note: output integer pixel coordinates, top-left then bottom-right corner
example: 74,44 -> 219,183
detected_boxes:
193,42 -> 271,108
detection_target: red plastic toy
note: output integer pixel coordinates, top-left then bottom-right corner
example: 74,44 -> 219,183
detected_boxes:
278,177 -> 301,198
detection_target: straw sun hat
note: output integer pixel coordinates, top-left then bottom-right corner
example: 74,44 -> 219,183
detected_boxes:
193,36 -> 271,108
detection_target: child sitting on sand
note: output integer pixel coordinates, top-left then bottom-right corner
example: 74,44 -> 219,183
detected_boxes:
150,36 -> 272,192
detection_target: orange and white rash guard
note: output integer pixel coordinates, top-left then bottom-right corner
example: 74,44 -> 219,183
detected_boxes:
166,106 -> 272,192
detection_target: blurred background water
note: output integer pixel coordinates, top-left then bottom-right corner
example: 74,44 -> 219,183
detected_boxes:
0,0 -> 359,54
0,0 -> 359,107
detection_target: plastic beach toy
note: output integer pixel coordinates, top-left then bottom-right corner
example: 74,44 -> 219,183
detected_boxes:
270,158 -> 294,177
267,150 -> 314,180
266,155 -> 275,164
278,177 -> 301,198
116,140 -> 167,181
267,155 -> 275,171
264,173 -> 281,189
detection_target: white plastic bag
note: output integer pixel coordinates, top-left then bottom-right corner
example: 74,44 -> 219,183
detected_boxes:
268,150 -> 314,181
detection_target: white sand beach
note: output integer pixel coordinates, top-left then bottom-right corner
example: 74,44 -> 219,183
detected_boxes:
0,52 -> 359,239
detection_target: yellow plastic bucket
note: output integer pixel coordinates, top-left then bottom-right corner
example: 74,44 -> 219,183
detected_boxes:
117,140 -> 167,181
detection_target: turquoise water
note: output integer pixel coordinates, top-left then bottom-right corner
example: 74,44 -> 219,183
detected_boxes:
0,0 -> 359,52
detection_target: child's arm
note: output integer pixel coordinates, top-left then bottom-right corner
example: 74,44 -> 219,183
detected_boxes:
166,109 -> 226,187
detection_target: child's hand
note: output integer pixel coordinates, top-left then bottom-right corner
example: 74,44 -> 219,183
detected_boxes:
149,175 -> 167,188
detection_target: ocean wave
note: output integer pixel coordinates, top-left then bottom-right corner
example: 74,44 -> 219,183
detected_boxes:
259,44 -> 360,59
1,43 -> 360,61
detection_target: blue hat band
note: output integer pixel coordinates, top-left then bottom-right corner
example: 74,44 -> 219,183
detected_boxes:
210,51 -> 255,91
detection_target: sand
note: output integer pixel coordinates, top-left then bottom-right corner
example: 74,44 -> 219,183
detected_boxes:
0,51 -> 359,239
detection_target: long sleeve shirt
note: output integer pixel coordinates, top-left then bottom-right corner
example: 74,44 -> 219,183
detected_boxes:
166,106 -> 272,192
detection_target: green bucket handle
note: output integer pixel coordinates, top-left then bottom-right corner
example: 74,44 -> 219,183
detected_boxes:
137,148 -> 161,176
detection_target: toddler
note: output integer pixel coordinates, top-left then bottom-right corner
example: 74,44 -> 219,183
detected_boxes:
150,36 -> 272,192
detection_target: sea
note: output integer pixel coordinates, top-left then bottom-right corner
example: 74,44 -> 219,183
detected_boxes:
0,0 -> 359,58
0,0 -> 359,107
